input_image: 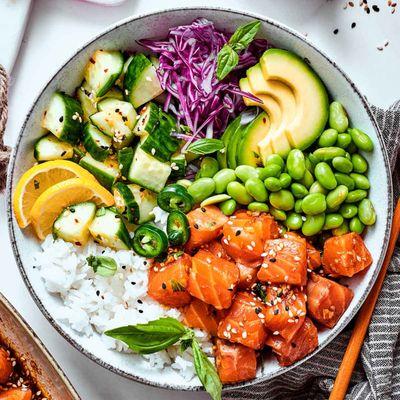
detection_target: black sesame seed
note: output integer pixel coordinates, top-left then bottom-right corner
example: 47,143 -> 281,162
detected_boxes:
122,265 -> 126,269
291,342 -> 297,348
372,4 -> 379,12
351,22 -> 356,28
59,116 -> 64,123
96,290 -> 100,296
143,261 -> 147,265
274,309 -> 279,315
138,299 -> 143,304
285,305 -> 290,311
269,258 -> 276,263
162,282 -> 167,289
194,223 -> 199,229
139,310 -> 143,313
102,250 -> 105,254
131,281 -> 136,285
61,151 -> 67,157
201,207 -> 206,212
255,307 -> 262,314
235,230 -> 241,236
333,28 -> 339,35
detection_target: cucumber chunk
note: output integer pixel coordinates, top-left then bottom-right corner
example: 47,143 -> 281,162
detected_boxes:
115,55 -> 134,88
170,152 -> 186,179
128,147 -> 171,193
89,207 -> 132,250
133,102 -> 160,137
42,92 -> 83,144
84,50 -> 124,97
123,54 -> 163,108
97,98 -> 137,130
34,134 -> 74,161
53,202 -> 97,245
113,182 -> 139,223
129,184 -> 157,224
83,123 -> 112,161
118,147 -> 134,179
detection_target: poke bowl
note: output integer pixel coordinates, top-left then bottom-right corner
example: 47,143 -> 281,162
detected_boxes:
7,6 -> 393,397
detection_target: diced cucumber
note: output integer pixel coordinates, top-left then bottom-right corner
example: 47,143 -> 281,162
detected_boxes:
97,98 -> 137,130
42,92 -> 83,144
34,133 -> 74,162
83,123 -> 112,161
129,183 -> 157,224
84,50 -> 124,97
103,86 -> 124,101
123,54 -> 163,108
89,207 -> 132,250
170,152 -> 186,179
113,182 -> 139,223
79,153 -> 120,189
115,55 -> 134,88
128,146 -> 171,193
53,202 -> 97,245
133,102 -> 160,137
118,147 -> 134,179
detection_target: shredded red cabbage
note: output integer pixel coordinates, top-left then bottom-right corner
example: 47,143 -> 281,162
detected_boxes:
139,18 -> 268,144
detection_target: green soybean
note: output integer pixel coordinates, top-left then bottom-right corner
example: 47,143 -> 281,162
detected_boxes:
291,183 -> 309,199
339,204 -> 358,219
309,181 -> 328,195
345,189 -> 368,203
256,167 -> 268,181
269,190 -> 295,211
345,152 -> 352,160
213,168 -> 236,194
349,217 -> 365,234
351,153 -> 368,173
313,147 -> 346,162
187,178 -> 215,203
198,157 -> 219,178
294,199 -> 303,214
219,199 -> 237,216
260,163 -> 282,178
235,165 -> 258,182
350,173 -> 370,190
305,157 -> 314,173
285,212 -> 303,230
348,128 -> 374,152
176,179 -> 193,189
323,213 -> 344,230
279,173 -> 292,188
265,154 -> 285,169
329,101 -> 349,133
264,177 -> 282,192
332,220 -> 349,236
336,133 -> 352,149
318,128 -> 338,147
334,173 -> 355,190
307,153 -> 319,169
315,162 -> 337,190
347,141 -> 358,154
302,213 -> 325,236
358,198 -> 376,226
270,207 -> 287,221
332,157 -> 353,174
287,149 -> 306,180
301,193 -> 327,215
227,181 -> 253,205
248,202 -> 269,212
326,185 -> 348,209
299,169 -> 315,188
245,178 -> 268,202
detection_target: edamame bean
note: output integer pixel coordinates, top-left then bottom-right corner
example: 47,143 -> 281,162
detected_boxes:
318,128 -> 338,147
348,128 -> 374,152
336,133 -> 352,149
287,149 -> 306,180
200,194 -> 231,208
323,213 -> 344,230
227,181 -> 253,205
350,173 -> 370,190
334,173 -> 355,190
309,181 -> 328,195
300,170 -> 315,189
307,153 -> 319,168
285,212 -> 303,230
294,199 -> 303,213
332,157 -> 353,174
213,168 -> 236,194
329,101 -> 349,133
291,183 -> 309,199
264,177 -> 282,192
305,157 -> 313,172
279,173 -> 292,188
269,190 -> 295,211
245,178 -> 268,202
265,154 -> 285,169
345,189 -> 368,203
313,147 -> 346,161
314,162 -> 337,190
339,204 -> 358,219
248,202 -> 269,212
326,185 -> 348,209
301,193 -> 327,215
347,141 -> 358,154
256,167 -> 268,181
358,198 -> 376,226
219,199 -> 237,216
351,153 -> 368,173
349,217 -> 365,234
260,163 -> 282,178
198,157 -> 219,178
187,178 -> 215,203
332,220 -> 349,236
176,179 -> 192,189
235,165 -> 258,182
345,152 -> 351,160
302,213 -> 325,236
270,207 -> 287,221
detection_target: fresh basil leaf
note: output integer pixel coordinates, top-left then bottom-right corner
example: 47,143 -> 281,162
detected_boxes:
104,317 -> 188,354
216,45 -> 239,80
228,20 -> 261,52
186,139 -> 225,155
87,255 -> 117,277
192,339 -> 222,400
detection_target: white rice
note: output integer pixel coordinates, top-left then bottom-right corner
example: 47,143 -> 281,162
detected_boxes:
32,207 -> 213,383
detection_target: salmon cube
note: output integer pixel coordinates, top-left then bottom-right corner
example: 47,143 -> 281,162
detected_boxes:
237,263 -> 258,290
306,242 -> 321,270
0,388 -> 33,400
183,299 -> 220,336
0,347 -> 12,384
202,240 -> 230,260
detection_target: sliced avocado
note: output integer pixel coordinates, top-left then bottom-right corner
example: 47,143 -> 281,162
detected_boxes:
226,121 -> 247,169
217,115 -> 242,169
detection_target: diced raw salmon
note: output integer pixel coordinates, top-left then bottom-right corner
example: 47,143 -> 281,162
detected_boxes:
263,285 -> 307,341
183,298 -> 220,336
306,242 -> 322,270
217,292 -> 268,349
237,263 -> 258,290
185,206 -> 228,252
0,389 -> 32,400
307,273 -> 354,328
221,213 -> 279,265
215,339 -> 257,384
0,347 -> 12,384
188,250 -> 239,310
266,317 -> 318,366
202,240 -> 230,260
147,253 -> 192,308
258,236 -> 307,286
322,232 -> 372,277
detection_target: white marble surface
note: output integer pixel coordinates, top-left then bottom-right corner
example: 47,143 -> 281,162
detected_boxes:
1,1 -> 399,399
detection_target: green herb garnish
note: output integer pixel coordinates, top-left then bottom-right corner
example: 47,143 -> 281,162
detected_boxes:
87,255 -> 117,277
186,138 -> 224,155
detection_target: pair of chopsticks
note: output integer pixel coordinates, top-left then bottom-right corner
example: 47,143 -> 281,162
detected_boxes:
330,199 -> 400,399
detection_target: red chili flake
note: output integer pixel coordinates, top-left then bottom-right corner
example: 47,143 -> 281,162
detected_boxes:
89,57 -> 95,64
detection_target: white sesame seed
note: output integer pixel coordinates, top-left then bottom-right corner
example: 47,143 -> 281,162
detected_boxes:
273,331 -> 279,335
242,331 -> 248,339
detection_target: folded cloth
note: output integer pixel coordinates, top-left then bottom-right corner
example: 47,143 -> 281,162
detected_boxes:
224,102 -> 400,400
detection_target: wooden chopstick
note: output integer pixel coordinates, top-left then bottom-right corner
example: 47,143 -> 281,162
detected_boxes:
329,199 -> 400,400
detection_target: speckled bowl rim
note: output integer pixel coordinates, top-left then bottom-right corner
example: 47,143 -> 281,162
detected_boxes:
6,6 -> 393,393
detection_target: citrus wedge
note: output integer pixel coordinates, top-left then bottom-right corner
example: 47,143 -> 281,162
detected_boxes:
30,177 -> 114,240
13,160 -> 97,228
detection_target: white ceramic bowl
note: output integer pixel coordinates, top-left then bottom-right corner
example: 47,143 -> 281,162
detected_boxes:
7,7 -> 393,392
